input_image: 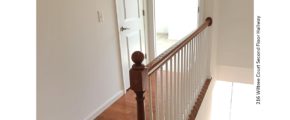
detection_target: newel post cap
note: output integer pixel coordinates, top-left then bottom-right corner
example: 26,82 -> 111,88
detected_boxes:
129,51 -> 148,92
131,51 -> 144,65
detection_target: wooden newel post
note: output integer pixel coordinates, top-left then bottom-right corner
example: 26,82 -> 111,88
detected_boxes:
129,51 -> 148,120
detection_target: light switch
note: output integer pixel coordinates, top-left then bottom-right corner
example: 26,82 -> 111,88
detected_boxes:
97,11 -> 104,23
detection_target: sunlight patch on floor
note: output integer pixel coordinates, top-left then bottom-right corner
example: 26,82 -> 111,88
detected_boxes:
156,33 -> 178,56
211,80 -> 255,120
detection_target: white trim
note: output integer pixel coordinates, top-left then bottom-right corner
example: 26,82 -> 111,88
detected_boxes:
114,0 -> 127,94
84,91 -> 124,120
217,65 -> 254,84
146,0 -> 156,61
142,0 -> 150,62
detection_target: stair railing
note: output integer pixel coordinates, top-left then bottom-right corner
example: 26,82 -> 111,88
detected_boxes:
129,17 -> 213,120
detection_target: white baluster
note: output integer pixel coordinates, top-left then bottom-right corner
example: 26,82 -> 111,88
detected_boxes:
155,71 -> 160,120
177,51 -> 181,119
174,55 -> 177,120
194,36 -> 197,94
160,66 -> 164,120
190,40 -> 194,107
184,46 -> 187,119
197,34 -> 201,93
181,47 -> 185,120
148,75 -> 154,120
165,62 -> 169,120
186,44 -> 190,118
169,59 -> 173,120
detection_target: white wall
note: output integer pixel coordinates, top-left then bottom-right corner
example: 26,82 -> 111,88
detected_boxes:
215,0 -> 254,84
196,0 -> 253,118
37,0 -> 124,120
203,0 -> 253,84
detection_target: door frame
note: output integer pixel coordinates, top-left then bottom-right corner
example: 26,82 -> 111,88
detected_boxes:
115,0 -> 203,93
115,0 -> 150,93
146,0 -> 204,60
144,0 -> 156,61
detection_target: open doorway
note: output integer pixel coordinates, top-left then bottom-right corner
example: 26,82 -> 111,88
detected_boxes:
154,0 -> 199,56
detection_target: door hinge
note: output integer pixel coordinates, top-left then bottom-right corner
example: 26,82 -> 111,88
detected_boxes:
142,10 -> 145,16
198,7 -> 200,13
144,54 -> 147,59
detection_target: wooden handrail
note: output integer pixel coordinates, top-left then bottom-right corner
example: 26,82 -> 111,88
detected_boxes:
146,17 -> 212,75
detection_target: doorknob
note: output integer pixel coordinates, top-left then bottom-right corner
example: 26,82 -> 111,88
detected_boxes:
120,26 -> 130,31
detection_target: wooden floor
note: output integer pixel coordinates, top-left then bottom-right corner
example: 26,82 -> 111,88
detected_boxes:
95,71 -> 211,120
95,72 -> 159,120
95,90 -> 151,120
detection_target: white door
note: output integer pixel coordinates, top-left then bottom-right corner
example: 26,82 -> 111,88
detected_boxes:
116,0 -> 146,90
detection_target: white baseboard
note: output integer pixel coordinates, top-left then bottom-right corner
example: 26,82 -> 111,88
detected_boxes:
84,90 -> 124,120
217,65 -> 253,84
